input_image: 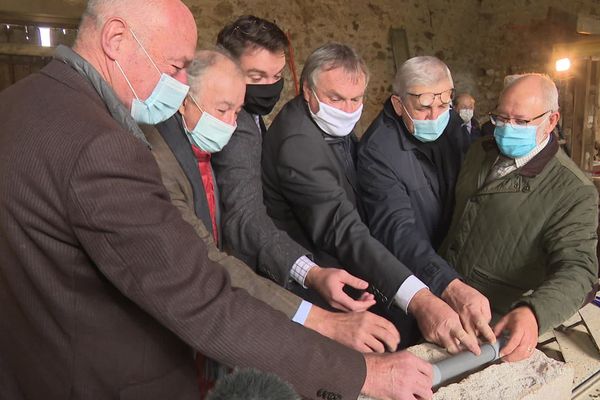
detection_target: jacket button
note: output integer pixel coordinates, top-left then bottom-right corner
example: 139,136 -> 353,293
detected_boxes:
522,185 -> 530,192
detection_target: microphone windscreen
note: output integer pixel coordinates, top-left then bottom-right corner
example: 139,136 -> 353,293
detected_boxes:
206,368 -> 300,400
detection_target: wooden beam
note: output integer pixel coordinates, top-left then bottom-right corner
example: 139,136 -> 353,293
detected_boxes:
0,11 -> 80,29
0,43 -> 55,58
571,59 -> 593,169
553,37 -> 600,61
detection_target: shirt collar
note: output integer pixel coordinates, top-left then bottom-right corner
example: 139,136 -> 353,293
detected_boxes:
514,134 -> 550,168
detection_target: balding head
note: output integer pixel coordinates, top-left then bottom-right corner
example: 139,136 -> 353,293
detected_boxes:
180,49 -> 246,133
74,0 -> 197,111
496,73 -> 560,145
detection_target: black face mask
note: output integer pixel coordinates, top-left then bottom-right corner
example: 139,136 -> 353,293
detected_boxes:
243,79 -> 284,116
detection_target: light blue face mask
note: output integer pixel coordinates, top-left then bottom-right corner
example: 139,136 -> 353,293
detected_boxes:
182,95 -> 237,153
401,102 -> 450,142
493,115 -> 548,158
115,28 -> 189,125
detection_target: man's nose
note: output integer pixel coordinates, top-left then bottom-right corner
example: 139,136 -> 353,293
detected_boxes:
339,101 -> 361,114
173,69 -> 188,85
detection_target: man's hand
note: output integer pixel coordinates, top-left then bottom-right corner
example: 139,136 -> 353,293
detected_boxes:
305,266 -> 376,312
408,288 -> 480,355
441,279 -> 495,344
361,351 -> 433,400
304,306 -> 400,353
493,306 -> 539,362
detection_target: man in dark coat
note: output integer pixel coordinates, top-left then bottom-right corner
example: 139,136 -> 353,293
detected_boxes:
0,2 -> 433,400
262,43 -> 481,354
212,16 -> 379,316
357,56 -> 495,344
453,92 -> 483,153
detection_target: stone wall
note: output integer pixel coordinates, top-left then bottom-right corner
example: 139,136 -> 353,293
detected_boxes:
2,0 -> 600,133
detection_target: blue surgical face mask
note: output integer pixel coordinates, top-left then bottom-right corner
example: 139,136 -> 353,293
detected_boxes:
182,95 -> 237,153
115,28 -> 189,125
401,102 -> 450,142
493,116 -> 548,158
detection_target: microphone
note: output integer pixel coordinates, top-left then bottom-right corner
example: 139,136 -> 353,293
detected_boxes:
206,368 -> 300,400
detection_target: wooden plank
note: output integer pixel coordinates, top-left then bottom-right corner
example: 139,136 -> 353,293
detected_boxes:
389,28 -> 409,73
579,303 -> 600,352
554,323 -> 600,388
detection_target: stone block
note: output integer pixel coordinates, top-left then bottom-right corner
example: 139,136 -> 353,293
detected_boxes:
360,343 -> 573,400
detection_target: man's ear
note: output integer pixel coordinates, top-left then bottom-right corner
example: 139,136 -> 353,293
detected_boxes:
101,17 -> 128,61
302,82 -> 312,102
548,111 -> 560,134
179,96 -> 190,115
390,95 -> 404,117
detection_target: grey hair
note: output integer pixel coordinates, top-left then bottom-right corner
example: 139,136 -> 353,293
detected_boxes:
300,43 -> 370,91
187,48 -> 244,97
81,0 -> 125,26
76,0 -> 151,43
453,92 -> 474,107
392,56 -> 453,98
503,73 -> 559,111
503,74 -> 521,88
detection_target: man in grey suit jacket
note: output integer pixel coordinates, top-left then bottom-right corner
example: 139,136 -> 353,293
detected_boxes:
0,2 -> 433,400
212,15 -> 379,316
262,43 -> 482,354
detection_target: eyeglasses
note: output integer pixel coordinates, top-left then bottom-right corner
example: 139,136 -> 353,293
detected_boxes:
489,110 -> 552,127
406,88 -> 455,107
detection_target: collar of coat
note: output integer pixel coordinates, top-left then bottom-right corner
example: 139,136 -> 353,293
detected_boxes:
53,45 -> 150,147
480,134 -> 559,177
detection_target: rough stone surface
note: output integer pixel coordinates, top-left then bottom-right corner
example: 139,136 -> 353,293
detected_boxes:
360,343 -> 574,400
3,1 -> 600,133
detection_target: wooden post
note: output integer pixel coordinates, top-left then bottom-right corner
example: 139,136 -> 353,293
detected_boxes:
571,59 -> 593,170
389,28 -> 409,74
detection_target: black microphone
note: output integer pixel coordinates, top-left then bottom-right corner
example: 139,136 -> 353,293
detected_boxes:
206,368 -> 300,400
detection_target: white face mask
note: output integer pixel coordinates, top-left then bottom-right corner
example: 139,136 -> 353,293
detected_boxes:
308,90 -> 363,137
459,108 -> 474,124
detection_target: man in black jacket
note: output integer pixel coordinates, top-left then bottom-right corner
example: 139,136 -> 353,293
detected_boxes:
262,43 -> 481,353
357,56 -> 495,343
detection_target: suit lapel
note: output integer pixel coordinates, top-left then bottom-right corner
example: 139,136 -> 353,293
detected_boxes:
156,114 -> 214,232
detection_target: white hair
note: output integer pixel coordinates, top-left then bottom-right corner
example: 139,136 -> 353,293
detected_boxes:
503,73 -> 559,111
392,56 -> 453,98
187,49 -> 243,97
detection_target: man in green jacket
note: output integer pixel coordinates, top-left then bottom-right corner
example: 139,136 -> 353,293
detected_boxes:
441,73 -> 598,362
